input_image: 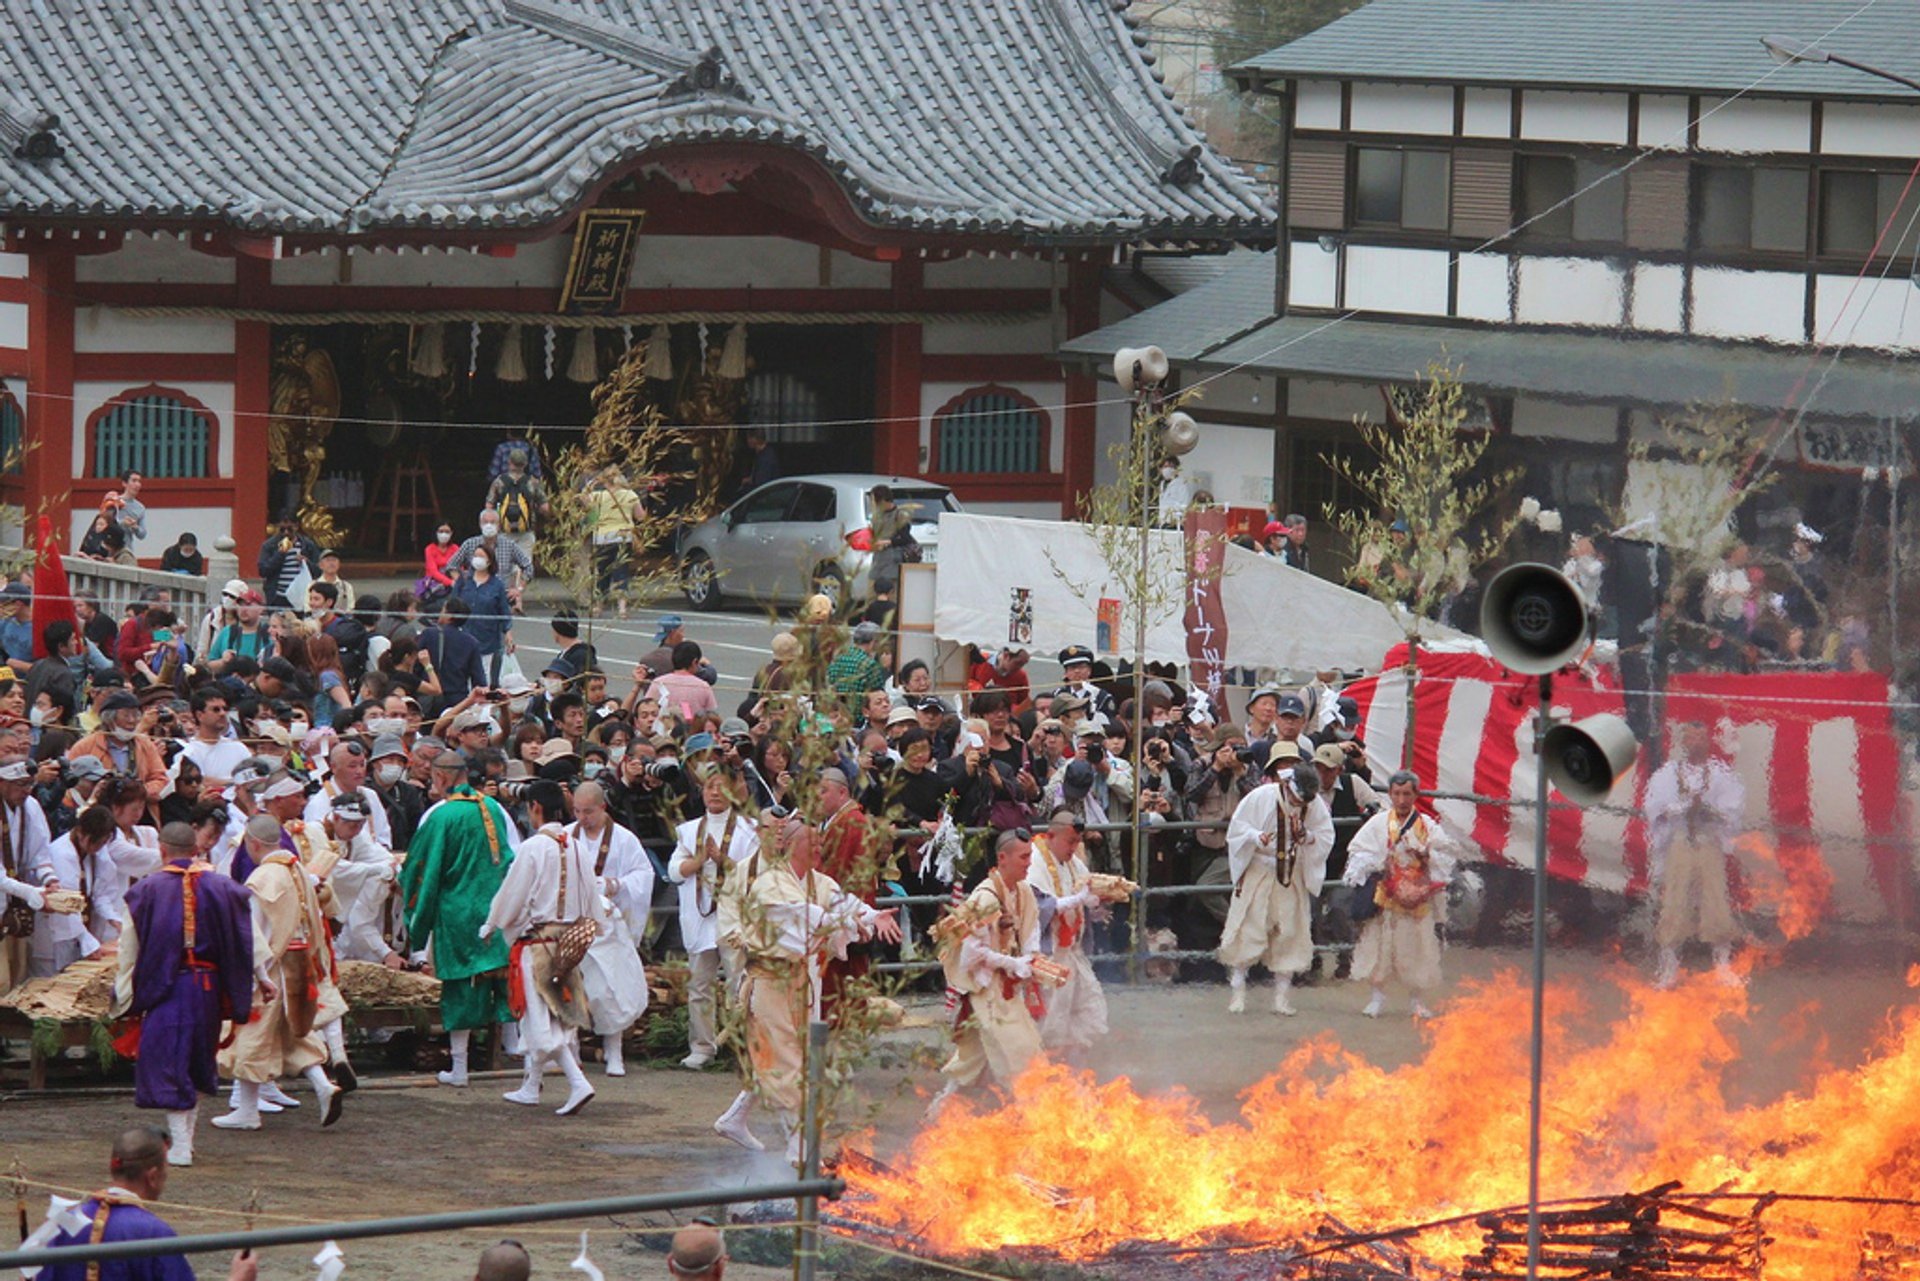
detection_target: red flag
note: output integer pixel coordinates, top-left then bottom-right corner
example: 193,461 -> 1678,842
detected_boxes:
30,515 -> 79,660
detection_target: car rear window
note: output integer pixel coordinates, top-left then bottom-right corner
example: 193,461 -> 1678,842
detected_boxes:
872,488 -> 956,522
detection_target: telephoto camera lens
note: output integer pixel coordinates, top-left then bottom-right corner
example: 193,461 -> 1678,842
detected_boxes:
644,759 -> 683,783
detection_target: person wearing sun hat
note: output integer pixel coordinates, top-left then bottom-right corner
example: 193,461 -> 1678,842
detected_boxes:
1218,740 -> 1333,1016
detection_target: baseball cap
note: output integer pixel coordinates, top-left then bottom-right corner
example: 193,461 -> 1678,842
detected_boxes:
1312,742 -> 1346,770
370,733 -> 408,761
1061,759 -> 1095,798
1276,694 -> 1307,718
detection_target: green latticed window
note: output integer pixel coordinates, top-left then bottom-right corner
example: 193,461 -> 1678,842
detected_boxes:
90,387 -> 214,478
934,385 -> 1046,474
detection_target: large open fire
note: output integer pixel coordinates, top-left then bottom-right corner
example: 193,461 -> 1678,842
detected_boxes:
842,967 -> 1920,1276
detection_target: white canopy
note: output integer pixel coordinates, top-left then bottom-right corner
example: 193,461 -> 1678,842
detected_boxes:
932,513 -> 1452,672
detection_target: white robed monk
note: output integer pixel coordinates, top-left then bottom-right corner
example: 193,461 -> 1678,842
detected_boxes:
566,780 -> 652,1076
1218,742 -> 1332,1016
1343,770 -> 1457,1019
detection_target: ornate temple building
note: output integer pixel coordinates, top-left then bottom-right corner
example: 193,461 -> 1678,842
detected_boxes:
0,0 -> 1270,557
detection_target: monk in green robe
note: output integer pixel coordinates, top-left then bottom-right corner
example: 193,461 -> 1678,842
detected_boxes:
401,752 -> 517,1086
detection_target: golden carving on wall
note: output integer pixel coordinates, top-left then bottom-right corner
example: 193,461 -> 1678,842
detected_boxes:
269,331 -> 343,546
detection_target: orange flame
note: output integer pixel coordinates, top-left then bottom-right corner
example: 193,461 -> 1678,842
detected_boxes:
844,969 -> 1920,1275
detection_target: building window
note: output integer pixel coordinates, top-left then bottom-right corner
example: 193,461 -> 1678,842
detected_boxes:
1515,155 -> 1625,243
88,385 -> 216,479
744,372 -> 825,444
933,385 -> 1047,474
0,390 -> 21,476
1697,165 -> 1807,253
1819,170 -> 1920,258
1353,147 -> 1450,231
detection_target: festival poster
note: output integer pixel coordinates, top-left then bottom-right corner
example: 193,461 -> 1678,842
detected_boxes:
1008,587 -> 1033,646
1183,507 -> 1229,703
1096,598 -> 1122,654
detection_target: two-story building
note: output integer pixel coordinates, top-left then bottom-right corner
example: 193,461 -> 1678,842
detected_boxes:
0,0 -> 1271,559
1065,0 -> 1920,566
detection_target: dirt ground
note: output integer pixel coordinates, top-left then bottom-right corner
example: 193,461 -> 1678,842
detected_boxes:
2,940 -> 1912,1279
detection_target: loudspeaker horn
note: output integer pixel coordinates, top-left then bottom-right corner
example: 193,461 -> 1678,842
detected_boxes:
1542,713 -> 1638,806
1113,345 -> 1169,394
1480,562 -> 1590,675
1162,411 -> 1199,455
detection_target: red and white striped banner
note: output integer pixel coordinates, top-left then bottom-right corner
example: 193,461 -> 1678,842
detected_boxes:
1344,645 -> 1908,922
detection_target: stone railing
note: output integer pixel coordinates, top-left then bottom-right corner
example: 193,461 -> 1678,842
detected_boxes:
2,537 -> 240,637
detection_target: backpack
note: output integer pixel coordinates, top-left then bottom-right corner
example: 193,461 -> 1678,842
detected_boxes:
496,475 -> 536,533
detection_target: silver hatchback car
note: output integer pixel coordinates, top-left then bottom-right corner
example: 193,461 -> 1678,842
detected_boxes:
676,473 -> 959,609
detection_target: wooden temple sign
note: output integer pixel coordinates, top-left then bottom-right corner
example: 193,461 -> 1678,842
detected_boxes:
559,208 -> 647,313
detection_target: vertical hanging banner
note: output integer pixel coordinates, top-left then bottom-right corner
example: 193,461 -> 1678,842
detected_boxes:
1183,507 -> 1229,703
559,209 -> 647,313
1095,598 -> 1123,655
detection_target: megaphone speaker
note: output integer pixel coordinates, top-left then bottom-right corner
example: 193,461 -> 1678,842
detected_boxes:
1480,562 -> 1590,675
1542,713 -> 1638,806
1163,411 -> 1199,456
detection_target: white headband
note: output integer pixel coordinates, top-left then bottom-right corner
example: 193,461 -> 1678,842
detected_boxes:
0,760 -> 30,782
261,775 -> 306,801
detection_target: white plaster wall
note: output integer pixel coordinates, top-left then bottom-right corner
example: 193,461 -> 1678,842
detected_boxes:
824,250 -> 892,289
923,254 -> 1056,289
1288,240 -> 1338,309
74,505 -> 231,553
1344,245 -> 1448,316
75,233 -> 238,284
631,235 -> 832,290
1347,83 -> 1453,136
1814,274 -> 1920,350
1456,252 -> 1510,322
1631,264 -> 1686,332
1696,99 -> 1811,153
917,379 -> 1064,473
0,253 -> 29,279
1821,103 -> 1920,158
1690,269 -> 1806,343
1289,378 -> 1382,423
74,309 -> 234,354
921,316 -> 1056,355
70,380 -> 235,477
1197,371 -> 1277,415
1514,257 -> 1625,327
1511,398 -> 1617,442
1461,88 -> 1510,138
1186,420 -> 1275,507
1295,80 -> 1342,130
1520,91 -> 1629,144
272,238 -> 574,288
0,302 -> 25,349
1638,96 -> 1692,150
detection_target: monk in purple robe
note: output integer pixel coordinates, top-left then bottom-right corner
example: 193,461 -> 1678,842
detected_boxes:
36,1127 -> 255,1281
111,822 -> 259,1168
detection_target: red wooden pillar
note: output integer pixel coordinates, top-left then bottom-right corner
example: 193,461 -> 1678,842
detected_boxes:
231,255 -> 271,554
24,249 -> 75,545
874,257 -> 922,477
1060,256 -> 1103,515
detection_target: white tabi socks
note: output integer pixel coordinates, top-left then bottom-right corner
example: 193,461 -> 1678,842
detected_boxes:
438,1029 -> 471,1087
601,1033 -> 626,1077
1712,944 -> 1744,988
555,1047 -> 594,1117
1227,967 -> 1248,1014
322,1021 -> 357,1092
1272,974 -> 1297,1017
500,1021 -> 524,1058
712,1090 -> 764,1151
165,1107 -> 197,1166
256,1080 -> 297,1112
303,1064 -> 343,1128
1362,988 -> 1387,1018
212,1080 -> 262,1130
503,1053 -> 543,1106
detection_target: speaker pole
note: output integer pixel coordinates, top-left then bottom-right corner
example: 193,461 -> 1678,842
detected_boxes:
1525,670 -> 1550,1281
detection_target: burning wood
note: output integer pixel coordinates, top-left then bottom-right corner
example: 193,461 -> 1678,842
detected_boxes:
1461,1186 -> 1767,1281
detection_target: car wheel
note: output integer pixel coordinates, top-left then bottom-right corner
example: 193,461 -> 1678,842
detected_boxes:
682,552 -> 722,611
814,564 -> 849,611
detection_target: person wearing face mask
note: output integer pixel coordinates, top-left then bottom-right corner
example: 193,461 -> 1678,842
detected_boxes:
453,545 -> 514,686
419,523 -> 459,606
368,734 -> 424,851
447,507 -> 534,607
68,689 -> 169,803
322,791 -> 405,968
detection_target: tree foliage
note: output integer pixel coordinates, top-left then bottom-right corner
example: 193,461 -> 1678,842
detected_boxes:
1322,361 -> 1520,636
